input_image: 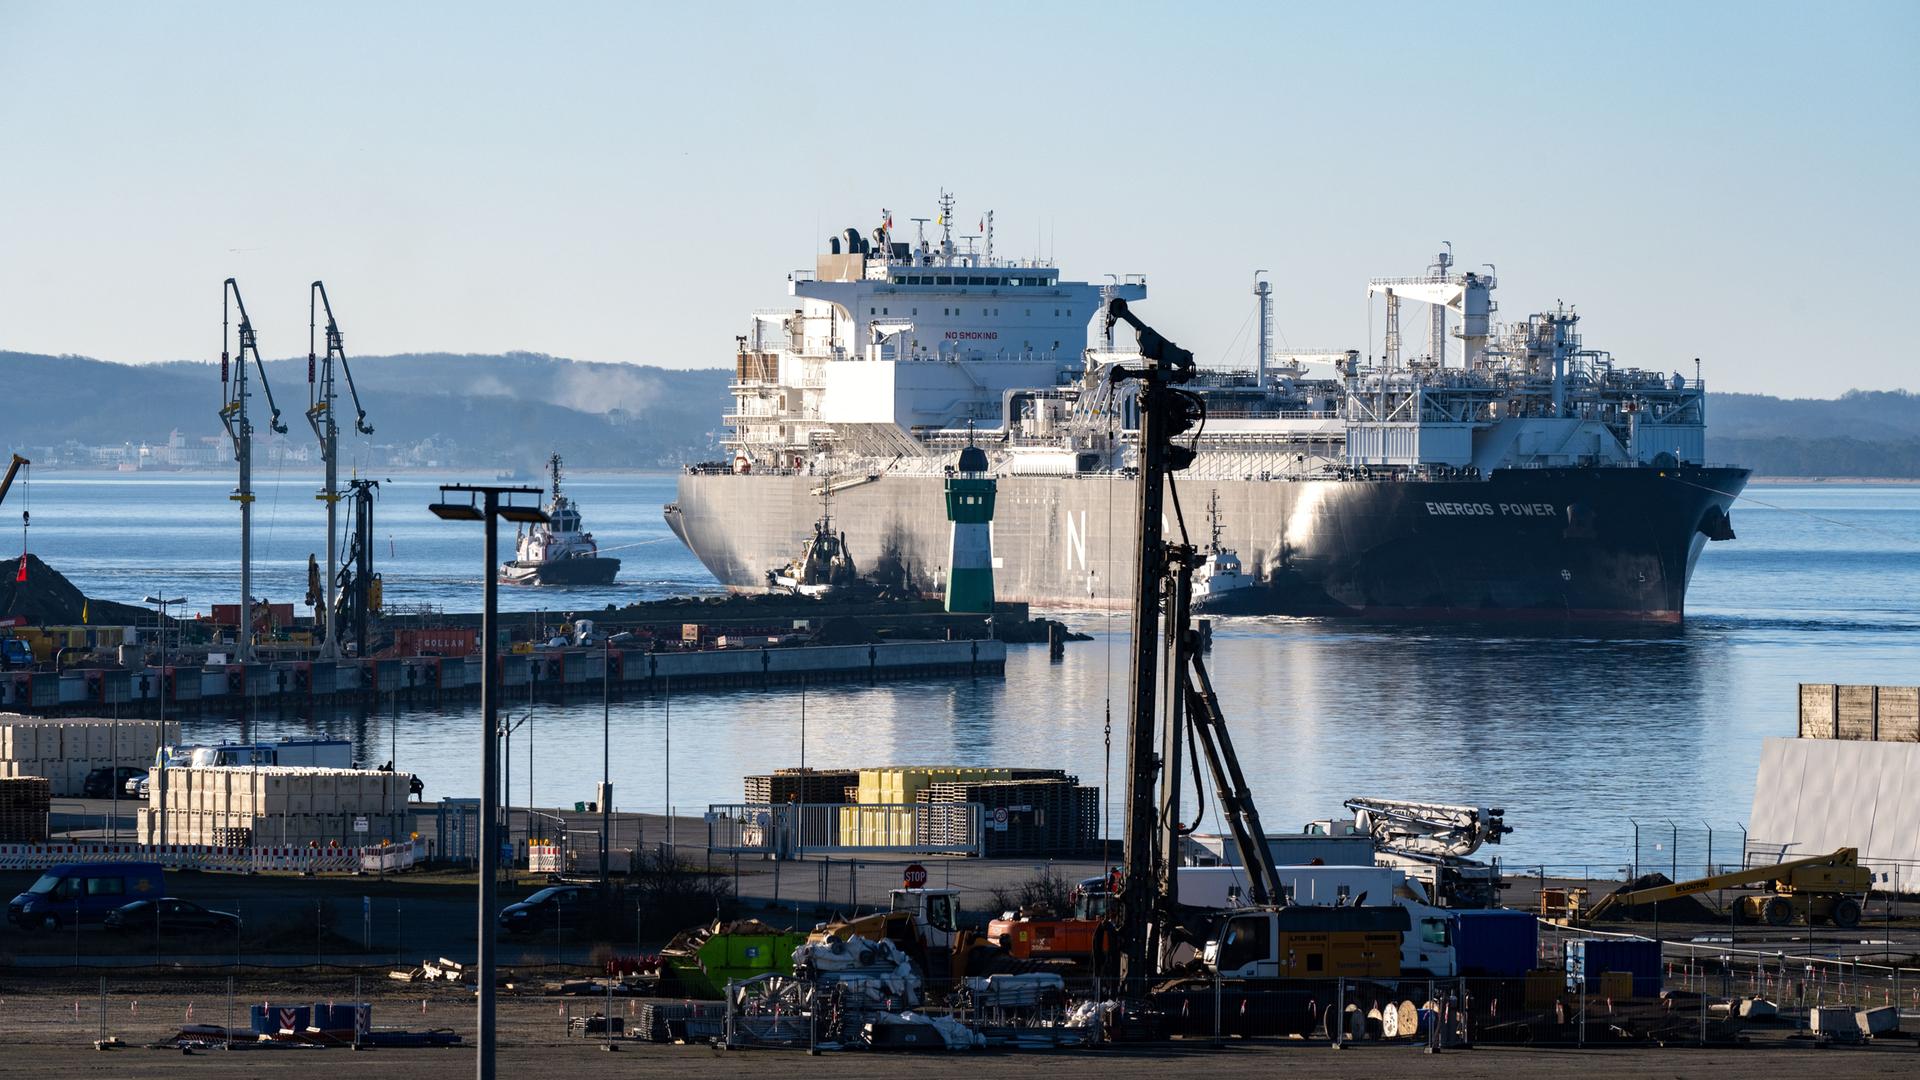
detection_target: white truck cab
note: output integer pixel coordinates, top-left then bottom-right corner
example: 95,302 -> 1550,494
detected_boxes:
1177,864 -> 1456,976
888,887 -> 960,950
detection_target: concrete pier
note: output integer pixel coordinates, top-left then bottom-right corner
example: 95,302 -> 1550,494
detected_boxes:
0,637 -> 1007,718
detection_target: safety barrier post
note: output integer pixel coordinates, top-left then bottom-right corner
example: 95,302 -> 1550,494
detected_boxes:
1332,977 -> 1345,1049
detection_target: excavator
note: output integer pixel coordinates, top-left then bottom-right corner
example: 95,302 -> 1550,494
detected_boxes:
1581,847 -> 1872,928
809,884 -> 1009,983
985,873 -> 1119,970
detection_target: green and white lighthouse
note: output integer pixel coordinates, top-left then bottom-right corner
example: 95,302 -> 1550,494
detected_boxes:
943,443 -> 996,612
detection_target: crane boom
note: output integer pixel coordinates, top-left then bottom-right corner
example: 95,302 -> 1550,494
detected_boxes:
0,454 -> 26,506
1585,847 -> 1865,921
1345,797 -> 1510,859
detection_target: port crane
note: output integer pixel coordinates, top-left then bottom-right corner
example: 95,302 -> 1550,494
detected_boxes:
218,279 -> 287,662
1104,297 -> 1285,988
306,281 -> 373,658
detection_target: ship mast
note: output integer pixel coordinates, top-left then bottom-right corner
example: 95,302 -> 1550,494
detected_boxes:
218,279 -> 287,663
937,190 -> 956,263
307,281 -> 373,660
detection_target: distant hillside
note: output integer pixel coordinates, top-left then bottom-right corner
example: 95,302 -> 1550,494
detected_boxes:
1709,390 -> 1920,477
1711,390 -> 1920,442
2,349 -> 1913,476
0,350 -> 733,469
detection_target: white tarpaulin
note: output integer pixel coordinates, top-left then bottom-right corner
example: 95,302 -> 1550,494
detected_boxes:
1748,737 -> 1920,881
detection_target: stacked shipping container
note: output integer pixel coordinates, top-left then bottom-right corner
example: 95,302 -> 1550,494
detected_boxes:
0,716 -> 179,796
135,766 -> 413,847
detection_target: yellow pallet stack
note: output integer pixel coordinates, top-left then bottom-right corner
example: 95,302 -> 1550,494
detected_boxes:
839,766 -> 1011,847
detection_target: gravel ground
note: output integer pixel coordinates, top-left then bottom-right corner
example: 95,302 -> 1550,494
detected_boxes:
0,1035 -> 1915,1078
0,974 -> 1915,1078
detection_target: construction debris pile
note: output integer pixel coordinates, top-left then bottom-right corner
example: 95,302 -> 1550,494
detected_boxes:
0,554 -> 151,627
720,935 -> 1092,1051
657,919 -> 806,999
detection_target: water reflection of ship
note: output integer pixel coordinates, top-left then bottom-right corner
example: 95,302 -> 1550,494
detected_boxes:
499,454 -> 620,587
1191,489 -> 1255,613
766,481 -> 860,597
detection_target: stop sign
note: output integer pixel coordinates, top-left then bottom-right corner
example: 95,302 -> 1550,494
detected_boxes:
902,863 -> 929,889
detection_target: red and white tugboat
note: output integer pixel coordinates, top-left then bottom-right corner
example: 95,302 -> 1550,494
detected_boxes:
499,454 -> 620,586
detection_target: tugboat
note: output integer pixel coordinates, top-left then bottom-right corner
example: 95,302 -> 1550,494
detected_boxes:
765,483 -> 859,597
1191,490 -> 1255,613
499,454 -> 620,586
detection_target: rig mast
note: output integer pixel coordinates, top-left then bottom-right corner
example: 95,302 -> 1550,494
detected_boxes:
218,279 -> 286,663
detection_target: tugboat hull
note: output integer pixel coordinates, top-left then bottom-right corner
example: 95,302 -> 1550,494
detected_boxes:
499,557 -> 621,587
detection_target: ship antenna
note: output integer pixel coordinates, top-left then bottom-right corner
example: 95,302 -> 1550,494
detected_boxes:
937,189 -> 955,263
549,452 -> 562,501
1209,489 -> 1223,552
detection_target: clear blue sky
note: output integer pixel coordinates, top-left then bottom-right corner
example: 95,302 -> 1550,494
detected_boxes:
1,1 -> 1913,397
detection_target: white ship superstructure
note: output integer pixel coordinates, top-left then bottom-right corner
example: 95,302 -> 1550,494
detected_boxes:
671,203 -> 1749,622
725,191 -> 1145,473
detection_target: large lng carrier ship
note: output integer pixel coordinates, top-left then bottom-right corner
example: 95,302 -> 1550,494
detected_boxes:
665,195 -> 1749,621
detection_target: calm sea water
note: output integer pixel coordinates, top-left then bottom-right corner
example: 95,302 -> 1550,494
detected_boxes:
18,471 -> 1920,868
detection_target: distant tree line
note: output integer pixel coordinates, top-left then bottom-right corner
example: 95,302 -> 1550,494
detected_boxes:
1712,437 -> 1920,479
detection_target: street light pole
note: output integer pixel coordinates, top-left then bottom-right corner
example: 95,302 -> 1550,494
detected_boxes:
143,594 -> 184,844
429,484 -> 545,1080
601,637 -> 610,884
479,490 -> 501,1080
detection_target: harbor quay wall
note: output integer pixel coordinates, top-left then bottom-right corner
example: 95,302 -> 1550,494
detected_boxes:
0,638 -> 1007,719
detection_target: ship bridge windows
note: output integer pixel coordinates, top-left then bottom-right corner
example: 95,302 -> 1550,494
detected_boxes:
935,276 -> 953,285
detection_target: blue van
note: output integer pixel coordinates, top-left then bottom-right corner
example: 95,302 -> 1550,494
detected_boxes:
8,863 -> 166,930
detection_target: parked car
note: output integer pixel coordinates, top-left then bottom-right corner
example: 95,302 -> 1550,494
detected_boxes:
8,862 -> 166,930
83,766 -> 146,799
124,772 -> 149,799
498,885 -> 592,936
105,898 -> 241,936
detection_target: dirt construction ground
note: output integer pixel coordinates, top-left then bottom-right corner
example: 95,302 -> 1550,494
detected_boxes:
0,1038 -> 1916,1079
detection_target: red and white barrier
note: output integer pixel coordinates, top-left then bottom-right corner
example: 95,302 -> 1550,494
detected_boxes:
528,844 -> 563,873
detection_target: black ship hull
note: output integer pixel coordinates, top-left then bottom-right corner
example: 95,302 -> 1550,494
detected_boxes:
499,557 -> 621,587
666,466 -> 1749,622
